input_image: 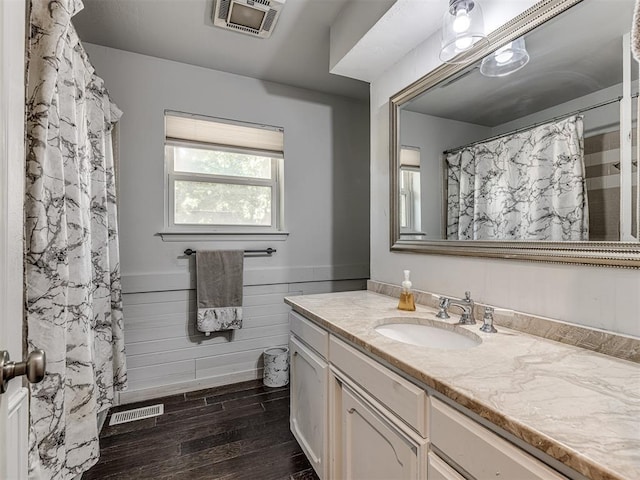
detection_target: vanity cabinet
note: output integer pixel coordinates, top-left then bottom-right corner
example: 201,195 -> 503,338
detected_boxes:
289,310 -> 572,480
289,312 -> 329,479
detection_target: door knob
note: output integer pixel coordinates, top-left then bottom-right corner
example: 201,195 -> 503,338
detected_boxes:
0,349 -> 46,394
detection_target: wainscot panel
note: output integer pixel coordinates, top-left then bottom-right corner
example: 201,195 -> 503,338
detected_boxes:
118,274 -> 367,404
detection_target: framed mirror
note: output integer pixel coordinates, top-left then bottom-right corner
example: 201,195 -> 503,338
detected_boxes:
390,0 -> 640,267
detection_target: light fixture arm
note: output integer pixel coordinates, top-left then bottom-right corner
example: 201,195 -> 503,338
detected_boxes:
449,0 -> 475,15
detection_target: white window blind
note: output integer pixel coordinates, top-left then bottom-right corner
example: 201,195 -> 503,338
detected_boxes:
163,111 -> 285,235
400,147 -> 420,167
165,112 -> 284,155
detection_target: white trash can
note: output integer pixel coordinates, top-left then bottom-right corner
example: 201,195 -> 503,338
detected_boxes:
263,346 -> 289,387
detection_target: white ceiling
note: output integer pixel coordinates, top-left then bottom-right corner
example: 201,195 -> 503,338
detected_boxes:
71,0 -> 551,103
405,0 -> 637,126
73,0 -> 379,99
330,0 -> 447,82
328,0 -> 537,83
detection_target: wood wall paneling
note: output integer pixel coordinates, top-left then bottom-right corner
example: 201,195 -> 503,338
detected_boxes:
120,276 -> 367,403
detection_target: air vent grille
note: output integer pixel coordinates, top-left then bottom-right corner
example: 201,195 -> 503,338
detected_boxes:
218,0 -> 230,19
227,22 -> 260,34
226,22 -> 261,34
212,0 -> 283,38
109,404 -> 164,426
262,9 -> 277,32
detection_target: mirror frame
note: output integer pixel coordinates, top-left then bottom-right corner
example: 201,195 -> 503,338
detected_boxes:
389,0 -> 640,268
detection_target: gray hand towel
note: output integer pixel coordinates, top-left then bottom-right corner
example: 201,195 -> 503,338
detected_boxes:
196,250 -> 244,334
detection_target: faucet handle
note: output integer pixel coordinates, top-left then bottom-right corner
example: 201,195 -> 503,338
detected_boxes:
436,297 -> 450,319
464,291 -> 472,302
480,306 -> 497,333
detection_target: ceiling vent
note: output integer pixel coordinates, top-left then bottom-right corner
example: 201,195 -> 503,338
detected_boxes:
213,0 -> 285,39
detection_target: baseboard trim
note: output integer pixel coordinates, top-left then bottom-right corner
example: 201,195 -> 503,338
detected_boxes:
117,368 -> 264,405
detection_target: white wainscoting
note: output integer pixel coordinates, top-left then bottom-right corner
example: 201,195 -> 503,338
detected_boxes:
5,387 -> 28,480
119,269 -> 367,404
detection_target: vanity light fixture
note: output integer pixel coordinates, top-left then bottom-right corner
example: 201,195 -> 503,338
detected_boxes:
439,0 -> 488,64
480,37 -> 530,77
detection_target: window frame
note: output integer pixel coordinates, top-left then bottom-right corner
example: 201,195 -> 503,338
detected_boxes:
399,166 -> 420,232
162,115 -> 286,237
398,146 -> 422,235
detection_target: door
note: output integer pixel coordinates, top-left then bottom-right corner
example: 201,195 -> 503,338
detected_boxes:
335,379 -> 421,480
289,335 -> 328,479
0,0 -> 28,478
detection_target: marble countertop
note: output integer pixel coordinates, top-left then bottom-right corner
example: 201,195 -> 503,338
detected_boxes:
285,290 -> 640,480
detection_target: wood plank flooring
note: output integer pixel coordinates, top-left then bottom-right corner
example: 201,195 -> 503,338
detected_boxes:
84,380 -> 320,480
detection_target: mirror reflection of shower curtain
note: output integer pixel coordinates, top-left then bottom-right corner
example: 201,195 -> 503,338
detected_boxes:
446,115 -> 588,241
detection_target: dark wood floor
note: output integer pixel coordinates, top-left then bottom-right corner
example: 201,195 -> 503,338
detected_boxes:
84,379 -> 320,480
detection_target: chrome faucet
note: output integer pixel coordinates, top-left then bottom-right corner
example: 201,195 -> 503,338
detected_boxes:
436,291 -> 476,325
479,306 -> 497,333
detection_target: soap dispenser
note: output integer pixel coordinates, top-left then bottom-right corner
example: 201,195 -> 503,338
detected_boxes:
397,270 -> 416,311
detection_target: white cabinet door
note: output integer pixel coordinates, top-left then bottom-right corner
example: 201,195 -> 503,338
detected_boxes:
335,379 -> 421,480
290,335 -> 328,479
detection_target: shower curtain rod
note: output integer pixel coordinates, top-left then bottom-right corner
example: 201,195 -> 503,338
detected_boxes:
443,93 -> 639,155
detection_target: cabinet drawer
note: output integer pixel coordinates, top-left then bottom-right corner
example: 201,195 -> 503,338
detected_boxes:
289,311 -> 328,359
430,398 -> 567,480
427,452 -> 465,480
329,336 -> 428,437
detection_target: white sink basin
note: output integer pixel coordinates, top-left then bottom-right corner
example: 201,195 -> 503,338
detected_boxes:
375,320 -> 481,350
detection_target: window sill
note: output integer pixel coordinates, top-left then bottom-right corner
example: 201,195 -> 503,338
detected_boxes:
158,231 -> 290,242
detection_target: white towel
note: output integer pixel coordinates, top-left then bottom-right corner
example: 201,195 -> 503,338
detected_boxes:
196,250 -> 244,334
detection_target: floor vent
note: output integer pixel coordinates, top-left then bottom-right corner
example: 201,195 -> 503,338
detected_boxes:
109,404 -> 164,426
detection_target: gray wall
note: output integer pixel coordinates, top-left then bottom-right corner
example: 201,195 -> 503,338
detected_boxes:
491,83 -> 627,136
84,44 -> 370,401
369,12 -> 640,338
400,110 -> 491,238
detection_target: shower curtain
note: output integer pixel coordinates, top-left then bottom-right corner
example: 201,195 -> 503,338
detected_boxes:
446,116 -> 588,241
25,1 -> 127,478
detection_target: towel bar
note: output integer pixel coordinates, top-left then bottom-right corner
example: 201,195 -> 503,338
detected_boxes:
184,248 -> 276,256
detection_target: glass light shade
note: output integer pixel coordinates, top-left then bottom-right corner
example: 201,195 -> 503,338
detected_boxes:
480,37 -> 530,77
440,0 -> 488,64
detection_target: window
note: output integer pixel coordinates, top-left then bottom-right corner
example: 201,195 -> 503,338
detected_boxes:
399,146 -> 421,234
164,112 -> 284,234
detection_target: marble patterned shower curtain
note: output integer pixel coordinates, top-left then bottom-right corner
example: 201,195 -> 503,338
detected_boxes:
446,115 -> 588,241
25,0 -> 127,478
